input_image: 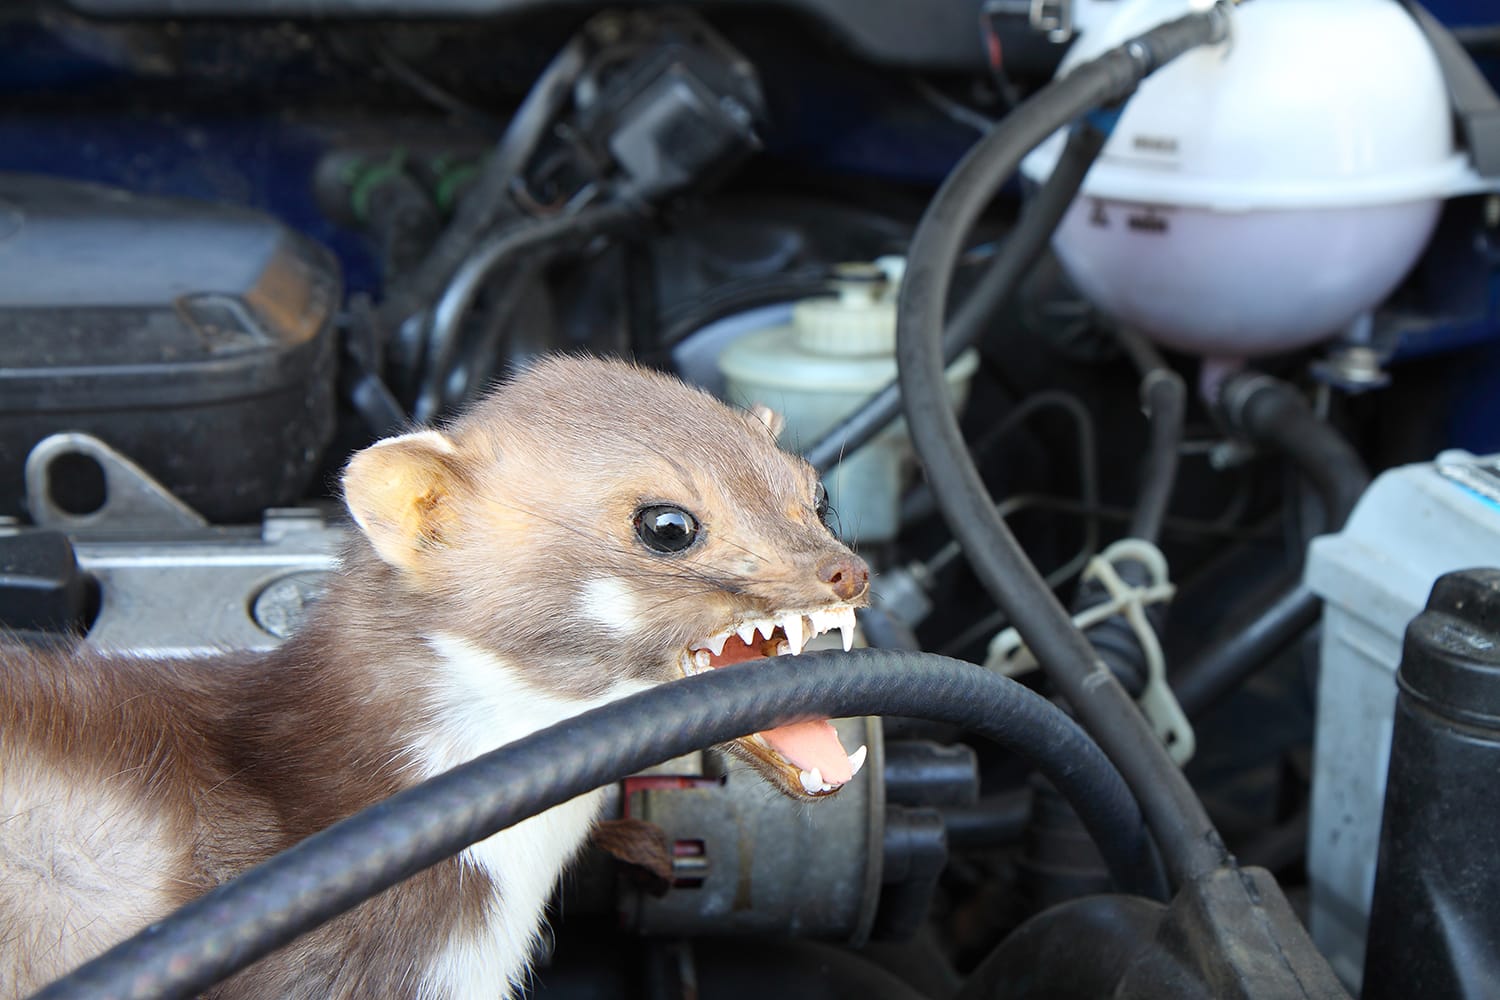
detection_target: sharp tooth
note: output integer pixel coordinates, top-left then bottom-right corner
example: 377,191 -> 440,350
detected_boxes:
755,619 -> 776,641
838,611 -> 855,652
799,767 -> 826,795
848,744 -> 867,777
736,623 -> 756,645
693,649 -> 713,670
773,640 -> 791,656
781,614 -> 806,655
706,632 -> 729,656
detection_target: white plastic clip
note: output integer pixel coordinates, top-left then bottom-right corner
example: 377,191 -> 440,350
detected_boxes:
985,538 -> 1195,765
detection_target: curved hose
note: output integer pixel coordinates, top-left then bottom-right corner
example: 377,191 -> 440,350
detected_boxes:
1173,372 -> 1371,717
380,33 -> 591,331
1217,372 -> 1370,531
33,649 -> 1159,1000
413,201 -> 641,422
801,123 -> 1106,475
1111,326 -> 1185,546
893,6 -> 1234,889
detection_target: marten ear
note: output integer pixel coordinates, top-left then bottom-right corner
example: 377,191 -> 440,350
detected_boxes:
342,430 -> 463,571
745,403 -> 786,441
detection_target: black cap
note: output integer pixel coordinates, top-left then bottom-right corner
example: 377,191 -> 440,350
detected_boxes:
1399,568 -> 1500,728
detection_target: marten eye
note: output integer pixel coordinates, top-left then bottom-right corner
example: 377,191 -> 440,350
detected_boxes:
634,504 -> 700,554
814,483 -> 835,530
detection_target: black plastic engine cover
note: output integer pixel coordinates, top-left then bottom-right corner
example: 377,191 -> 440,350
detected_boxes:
0,174 -> 339,524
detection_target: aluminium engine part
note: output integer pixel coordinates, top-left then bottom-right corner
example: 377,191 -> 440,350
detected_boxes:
23,433 -> 345,658
1020,0 -> 1493,363
1305,449 -> 1500,990
0,174 -> 340,524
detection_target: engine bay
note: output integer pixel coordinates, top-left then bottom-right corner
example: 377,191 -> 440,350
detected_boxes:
4,0 -> 1500,996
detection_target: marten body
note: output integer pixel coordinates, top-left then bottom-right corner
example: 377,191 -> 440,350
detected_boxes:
0,356 -> 869,999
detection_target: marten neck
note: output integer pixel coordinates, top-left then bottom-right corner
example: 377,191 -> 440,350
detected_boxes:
236,542 -> 635,841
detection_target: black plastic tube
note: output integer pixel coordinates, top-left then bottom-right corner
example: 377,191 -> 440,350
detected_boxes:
894,6 -> 1233,889
801,123 -> 1106,475
32,649 -> 1159,1000
1111,326 -> 1185,546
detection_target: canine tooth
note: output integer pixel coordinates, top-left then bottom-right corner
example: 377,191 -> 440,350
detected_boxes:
848,744 -> 868,777
782,614 -> 806,655
736,623 -> 757,645
706,632 -> 729,656
799,768 -> 826,795
838,619 -> 854,652
773,640 -> 791,656
693,649 -> 713,670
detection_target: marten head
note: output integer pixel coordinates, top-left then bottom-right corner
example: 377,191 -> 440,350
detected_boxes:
341,354 -> 871,798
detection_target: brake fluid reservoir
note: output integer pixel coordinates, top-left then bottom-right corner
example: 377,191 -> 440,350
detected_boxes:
718,260 -> 978,546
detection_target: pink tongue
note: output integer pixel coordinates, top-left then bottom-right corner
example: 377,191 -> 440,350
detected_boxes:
758,719 -> 853,784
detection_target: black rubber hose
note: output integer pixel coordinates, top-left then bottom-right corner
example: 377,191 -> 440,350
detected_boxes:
1174,583 -> 1323,719
1217,372 -> 1370,530
413,200 -> 643,422
32,649 -> 1160,1000
1112,326 -> 1185,545
1173,373 -> 1371,718
379,34 -> 590,330
893,5 -> 1233,889
801,123 -> 1107,476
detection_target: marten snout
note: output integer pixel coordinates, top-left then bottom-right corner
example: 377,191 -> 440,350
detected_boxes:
817,553 -> 869,602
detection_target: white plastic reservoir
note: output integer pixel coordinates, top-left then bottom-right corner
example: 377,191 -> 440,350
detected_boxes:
717,260 -> 977,545
1021,0 -> 1487,361
1305,451 -> 1500,991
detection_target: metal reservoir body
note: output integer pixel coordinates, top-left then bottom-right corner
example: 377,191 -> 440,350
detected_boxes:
718,260 -> 977,546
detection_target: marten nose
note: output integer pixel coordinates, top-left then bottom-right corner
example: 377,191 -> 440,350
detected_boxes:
818,554 -> 869,602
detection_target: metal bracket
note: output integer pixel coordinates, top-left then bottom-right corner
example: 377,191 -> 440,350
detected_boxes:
25,433 -> 208,532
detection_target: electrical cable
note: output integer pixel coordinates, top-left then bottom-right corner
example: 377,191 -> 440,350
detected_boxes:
801,122 -> 1107,475
414,200 -> 641,422
892,4 -> 1235,889
380,33 -> 592,334
31,649 -> 1160,1000
924,389 -> 1099,580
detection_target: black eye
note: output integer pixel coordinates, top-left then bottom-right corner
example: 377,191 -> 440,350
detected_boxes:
634,504 -> 700,554
814,483 -> 834,529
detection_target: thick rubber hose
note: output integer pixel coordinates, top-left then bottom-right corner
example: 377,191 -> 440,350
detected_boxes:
1174,373 -> 1371,717
1218,373 -> 1370,531
801,124 -> 1106,475
894,6 -> 1233,888
31,649 -> 1159,1000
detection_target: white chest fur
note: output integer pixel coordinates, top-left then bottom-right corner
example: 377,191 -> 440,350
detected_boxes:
412,635 -> 647,1000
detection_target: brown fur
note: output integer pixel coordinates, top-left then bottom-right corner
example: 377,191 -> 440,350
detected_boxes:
0,354 -> 869,997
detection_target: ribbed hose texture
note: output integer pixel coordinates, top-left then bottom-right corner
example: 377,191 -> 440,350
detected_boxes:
31,649 -> 1158,1000
893,6 -> 1233,889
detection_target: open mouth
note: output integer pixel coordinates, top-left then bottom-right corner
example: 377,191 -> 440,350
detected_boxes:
678,606 -> 867,797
